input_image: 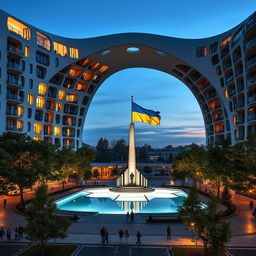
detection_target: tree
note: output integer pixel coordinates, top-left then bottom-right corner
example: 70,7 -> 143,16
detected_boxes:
25,185 -> 71,256
221,186 -> 232,203
178,188 -> 232,256
96,137 -> 109,152
0,133 -> 56,205
112,139 -> 127,162
84,169 -> 92,180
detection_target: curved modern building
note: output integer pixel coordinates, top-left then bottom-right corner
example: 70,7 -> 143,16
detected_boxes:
0,10 -> 256,148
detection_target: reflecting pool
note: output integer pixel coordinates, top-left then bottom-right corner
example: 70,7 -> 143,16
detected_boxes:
56,187 -> 189,214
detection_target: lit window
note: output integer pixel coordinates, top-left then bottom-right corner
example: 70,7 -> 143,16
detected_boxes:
99,65 -> 109,73
53,41 -> 67,56
34,123 -> 42,134
56,102 -> 62,112
224,90 -> 229,99
36,31 -> 51,50
54,126 -> 61,136
69,66 -> 83,77
58,90 -> 65,100
69,47 -> 79,59
196,46 -> 207,57
220,35 -> 232,47
77,58 -> 90,66
34,136 -> 41,141
17,106 -> 24,116
67,117 -> 73,125
82,71 -> 93,81
36,96 -> 45,108
66,93 -> 78,103
233,115 -> 237,125
7,17 -> 31,40
89,62 -> 101,70
76,82 -> 88,92
67,128 -> 71,137
17,120 -> 23,130
27,93 -> 34,105
38,83 -> 47,95
44,124 -> 52,135
25,46 -> 30,57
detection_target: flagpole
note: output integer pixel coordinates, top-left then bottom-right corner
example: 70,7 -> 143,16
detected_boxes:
131,96 -> 133,123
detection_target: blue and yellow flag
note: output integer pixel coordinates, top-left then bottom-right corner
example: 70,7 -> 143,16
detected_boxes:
132,102 -> 161,125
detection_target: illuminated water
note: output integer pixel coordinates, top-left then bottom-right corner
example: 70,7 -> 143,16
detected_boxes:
56,187 -> 189,214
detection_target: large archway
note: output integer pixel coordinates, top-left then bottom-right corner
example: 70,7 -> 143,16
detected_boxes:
1,9 -> 256,149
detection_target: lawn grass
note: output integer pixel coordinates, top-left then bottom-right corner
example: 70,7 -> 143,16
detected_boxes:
172,247 -> 226,256
20,244 -> 77,256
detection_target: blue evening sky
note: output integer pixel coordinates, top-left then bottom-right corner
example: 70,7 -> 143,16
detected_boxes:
1,1 -> 255,147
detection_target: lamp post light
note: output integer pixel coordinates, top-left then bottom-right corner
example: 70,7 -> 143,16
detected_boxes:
191,222 -> 195,243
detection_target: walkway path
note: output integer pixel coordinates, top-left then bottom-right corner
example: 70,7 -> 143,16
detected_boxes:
0,186 -> 256,247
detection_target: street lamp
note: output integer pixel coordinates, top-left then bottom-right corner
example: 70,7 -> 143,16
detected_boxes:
191,222 -> 195,243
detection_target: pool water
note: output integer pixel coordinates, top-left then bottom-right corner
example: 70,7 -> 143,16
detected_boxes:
56,187 -> 188,214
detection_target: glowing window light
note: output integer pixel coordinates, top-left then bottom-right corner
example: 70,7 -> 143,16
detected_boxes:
34,123 -> 42,134
17,106 -> 24,116
36,31 -> 51,50
99,65 -> 109,74
76,82 -> 88,92
220,35 -> 232,47
38,83 -> 47,95
89,62 -> 101,70
70,47 -> 79,59
66,93 -> 78,103
7,17 -> 31,40
69,66 -> 83,77
25,46 -> 30,57
82,71 -> 93,81
17,120 -> 23,130
58,90 -> 65,100
34,136 -> 41,141
36,96 -> 45,108
56,102 -> 62,112
53,41 -> 67,57
27,94 -> 34,105
54,126 -> 61,136
224,90 -> 229,99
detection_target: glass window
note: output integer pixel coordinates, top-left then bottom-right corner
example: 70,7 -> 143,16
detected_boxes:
196,46 -> 207,57
56,102 -> 62,112
69,47 -> 79,59
54,126 -> 61,136
58,90 -> 65,100
220,35 -> 232,47
36,31 -> 51,50
36,96 -> 45,108
7,17 -> 31,40
25,46 -> 30,57
53,41 -> 67,56
38,83 -> 47,95
27,93 -> 34,105
34,123 -> 42,134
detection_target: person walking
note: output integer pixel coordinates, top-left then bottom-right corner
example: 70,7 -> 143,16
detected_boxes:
100,226 -> 106,244
166,226 -> 171,240
6,228 -> 11,240
125,229 -> 129,243
3,199 -> 6,209
126,212 -> 130,223
136,231 -> 142,245
249,200 -> 254,210
130,211 -> 134,223
0,228 -> 5,240
119,228 -> 124,243
104,228 -> 109,245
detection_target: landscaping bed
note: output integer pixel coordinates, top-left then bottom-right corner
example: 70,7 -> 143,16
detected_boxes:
19,244 -> 77,256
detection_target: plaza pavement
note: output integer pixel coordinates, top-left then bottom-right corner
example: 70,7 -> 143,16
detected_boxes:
0,186 -> 256,248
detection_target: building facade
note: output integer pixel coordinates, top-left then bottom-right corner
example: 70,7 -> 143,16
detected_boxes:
0,10 -> 256,148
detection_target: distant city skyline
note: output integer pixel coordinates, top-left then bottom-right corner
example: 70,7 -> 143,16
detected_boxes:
1,0 -> 255,147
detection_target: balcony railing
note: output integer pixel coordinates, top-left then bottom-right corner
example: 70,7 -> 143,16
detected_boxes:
234,103 -> 244,110
7,62 -> 22,71
228,89 -> 236,96
7,78 -> 23,87
248,115 -> 256,121
7,45 -> 23,56
225,75 -> 234,84
247,76 -> 256,87
235,68 -> 243,77
248,96 -> 256,103
245,16 -> 256,31
6,126 -> 22,131
244,37 -> 256,51
246,56 -> 256,68
236,119 -> 244,125
6,110 -> 18,116
7,94 -> 24,102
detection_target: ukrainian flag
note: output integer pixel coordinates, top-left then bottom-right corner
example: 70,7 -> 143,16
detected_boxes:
132,102 -> 161,125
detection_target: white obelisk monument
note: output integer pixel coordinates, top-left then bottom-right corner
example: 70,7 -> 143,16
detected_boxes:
116,97 -> 147,187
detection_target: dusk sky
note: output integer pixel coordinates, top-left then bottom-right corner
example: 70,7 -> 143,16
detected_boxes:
2,1 -> 255,147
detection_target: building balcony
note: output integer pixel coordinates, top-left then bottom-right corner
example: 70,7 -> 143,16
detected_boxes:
7,62 -> 22,74
7,78 -> 23,89
7,94 -> 24,103
244,37 -> 256,52
248,115 -> 256,122
7,45 -> 23,58
236,119 -> 244,125
235,68 -> 243,77
228,89 -> 236,96
225,75 -> 234,85
245,16 -> 256,32
234,104 -> 244,111
235,136 -> 244,141
248,96 -> 256,104
214,116 -> 223,122
6,125 -> 23,131
246,56 -> 256,69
